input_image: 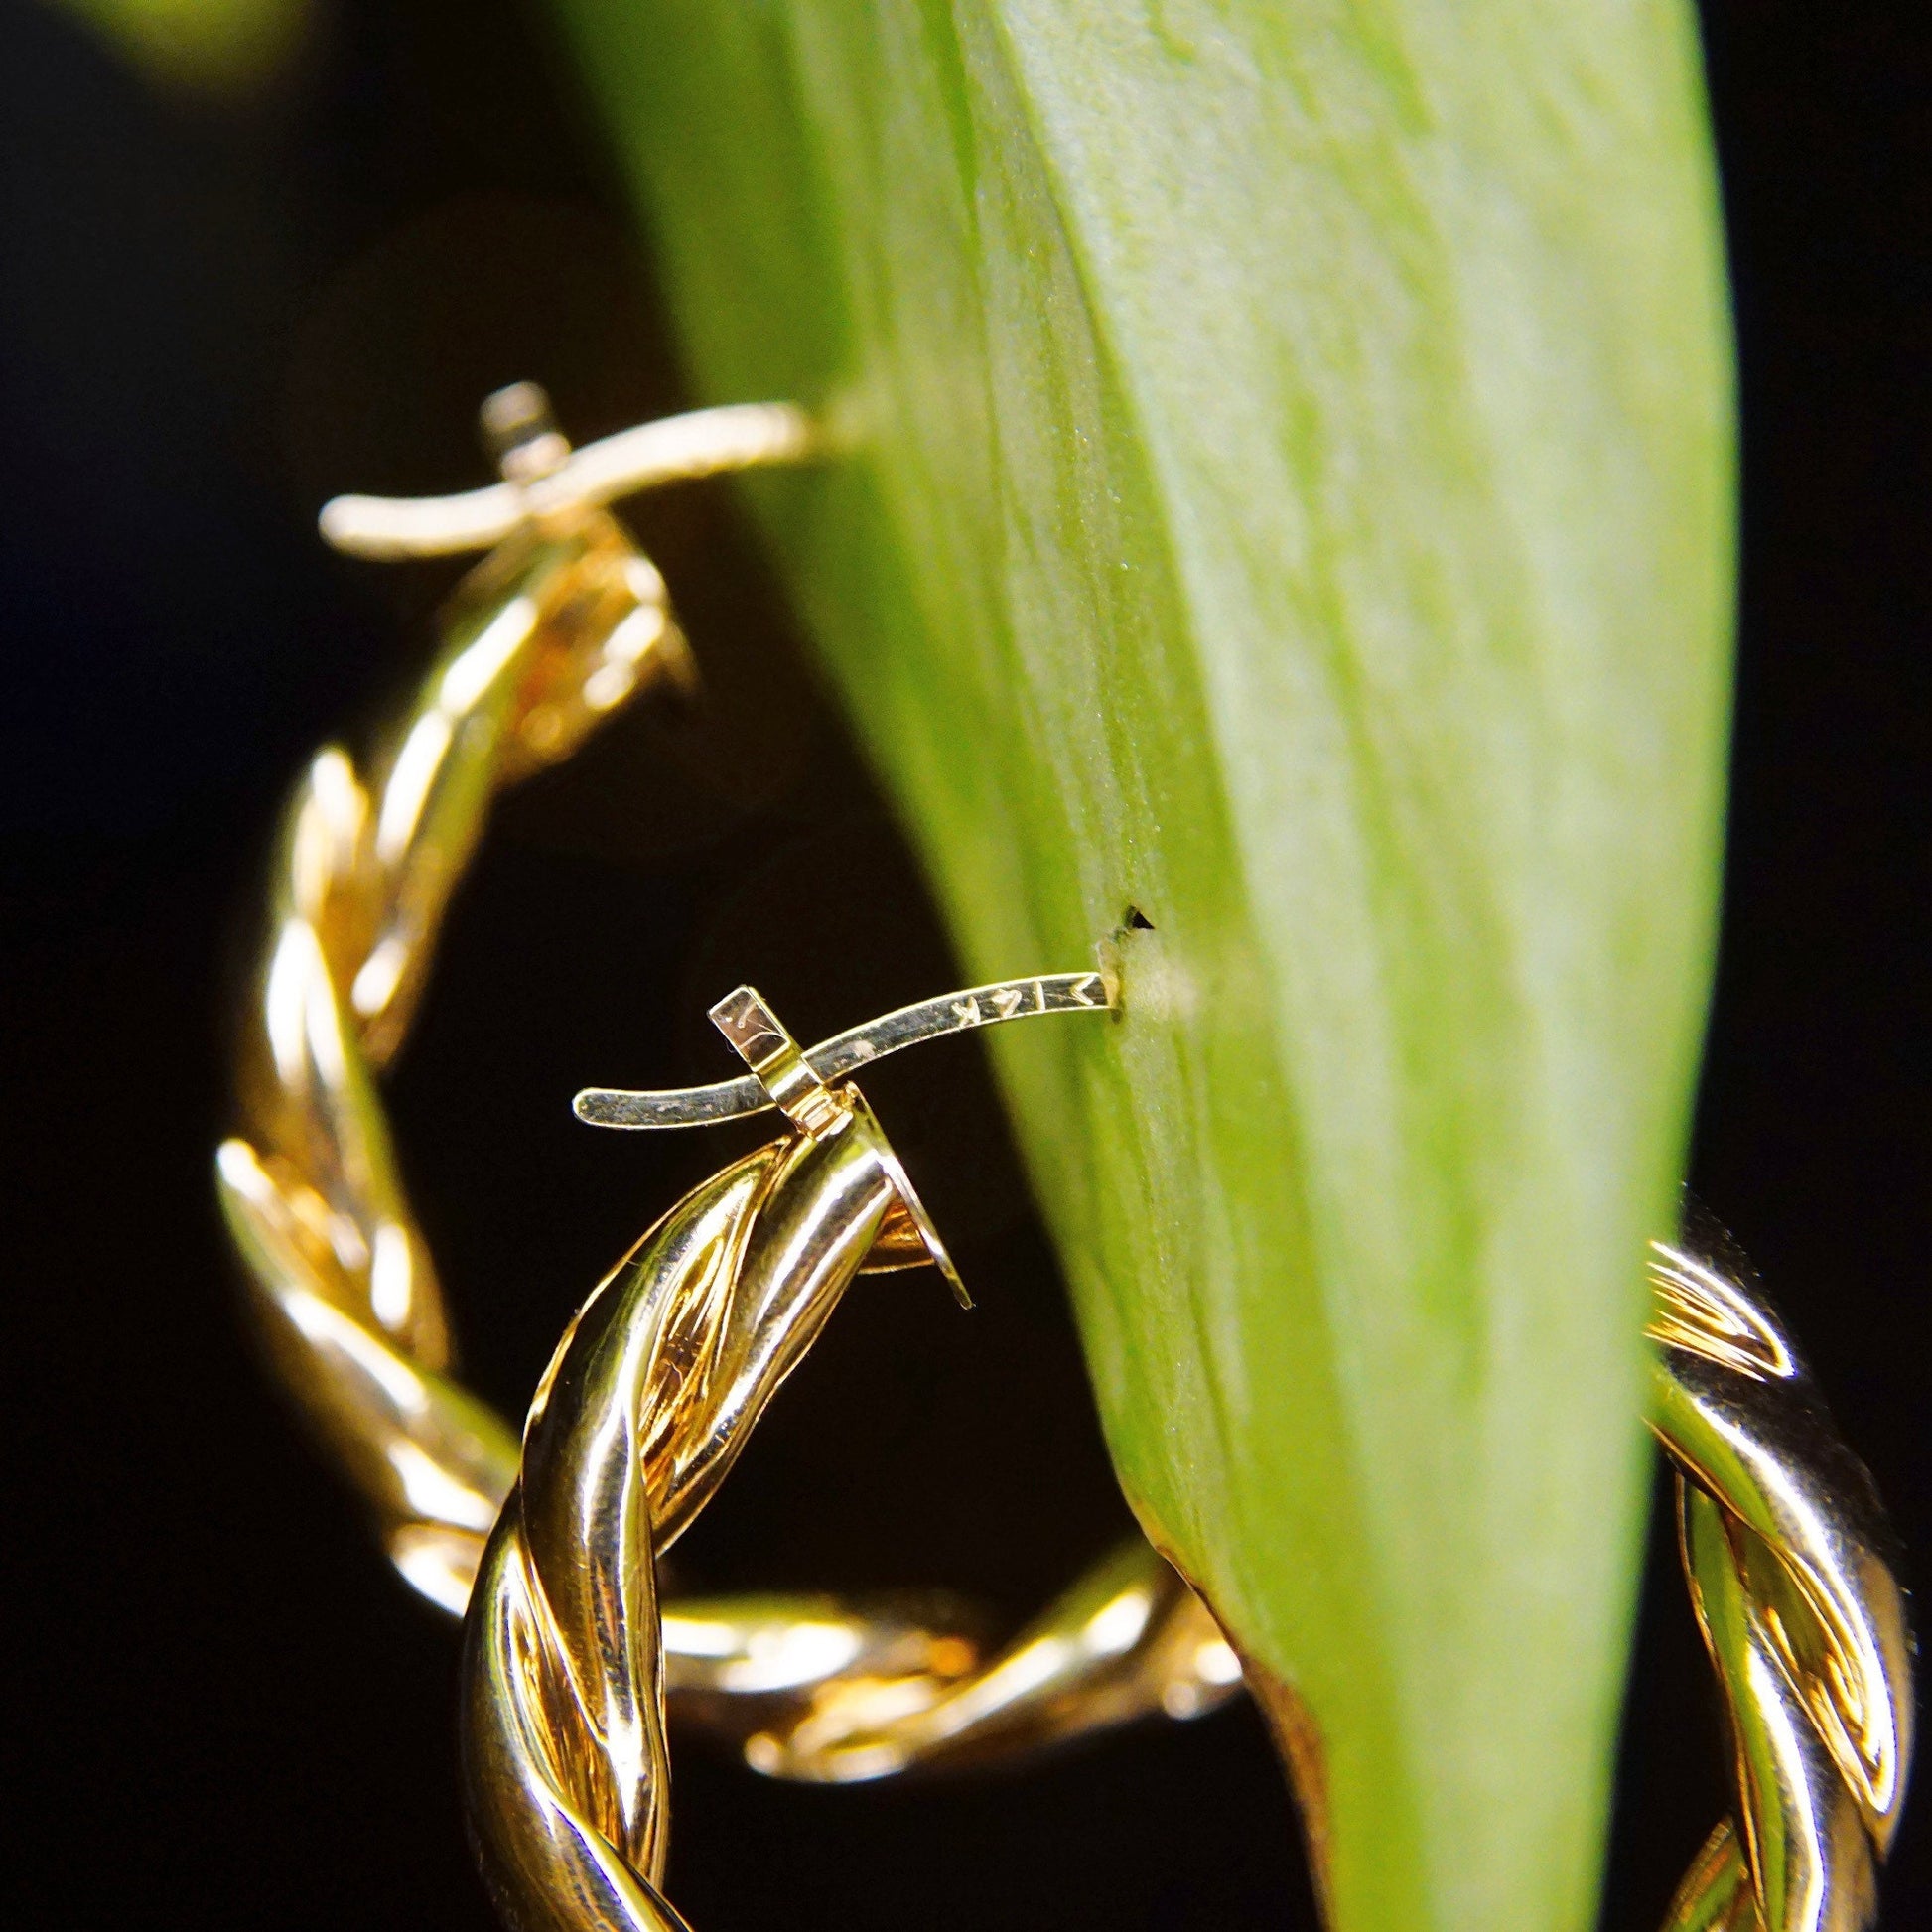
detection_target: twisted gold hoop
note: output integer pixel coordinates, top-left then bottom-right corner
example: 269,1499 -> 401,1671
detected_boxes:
498,1034 -> 1919,1932
217,384 -> 1236,1766
1648,1225 -> 1912,1932
216,383 -> 796,1614
465,986 -> 1042,1929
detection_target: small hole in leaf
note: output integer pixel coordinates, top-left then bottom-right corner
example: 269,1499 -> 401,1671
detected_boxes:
1124,905 -> 1156,931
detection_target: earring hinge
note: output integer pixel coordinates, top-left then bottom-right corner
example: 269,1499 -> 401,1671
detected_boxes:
708,986 -> 848,1138
577,970 -> 1117,1131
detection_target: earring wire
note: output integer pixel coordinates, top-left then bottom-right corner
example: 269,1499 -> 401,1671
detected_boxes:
319,387 -> 817,562
576,969 -> 1117,1130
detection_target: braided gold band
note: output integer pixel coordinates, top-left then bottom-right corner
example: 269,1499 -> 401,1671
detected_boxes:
464,999 -> 1018,1931
1648,1227 -> 1912,1932
216,390 -> 1238,1773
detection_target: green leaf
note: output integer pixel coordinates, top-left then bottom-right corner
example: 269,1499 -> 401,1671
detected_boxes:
549,4 -> 1733,1926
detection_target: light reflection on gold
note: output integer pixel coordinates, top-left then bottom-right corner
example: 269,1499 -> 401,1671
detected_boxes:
1649,1226 -> 1911,1931
220,386 -> 781,1619
460,991 -> 1214,1929
215,381 -> 1225,1804
736,1539 -> 1239,1785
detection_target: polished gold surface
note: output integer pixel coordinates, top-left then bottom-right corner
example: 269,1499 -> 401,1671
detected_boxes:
1649,1224 -> 1912,1932
463,1114 -> 884,1932
462,986 -> 1160,1928
216,384 -> 802,1613
737,1536 -> 1241,1783
215,383 -> 1237,1786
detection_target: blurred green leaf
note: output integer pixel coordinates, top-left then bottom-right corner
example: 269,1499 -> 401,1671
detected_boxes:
551,4 -> 1732,1926
52,0 -> 309,97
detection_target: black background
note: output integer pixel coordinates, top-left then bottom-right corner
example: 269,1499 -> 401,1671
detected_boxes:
1,3 -> 1925,1927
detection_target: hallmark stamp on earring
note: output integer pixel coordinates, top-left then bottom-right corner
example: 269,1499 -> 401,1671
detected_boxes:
576,970 -> 1117,1131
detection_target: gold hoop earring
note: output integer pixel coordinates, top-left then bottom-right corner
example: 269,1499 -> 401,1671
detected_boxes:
215,388 -> 1233,1773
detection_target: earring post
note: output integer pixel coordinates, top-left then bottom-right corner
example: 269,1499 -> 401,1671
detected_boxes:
575,970 -> 1117,1130
318,398 -> 817,562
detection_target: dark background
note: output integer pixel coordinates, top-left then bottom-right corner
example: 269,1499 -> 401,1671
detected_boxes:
1,3 -> 1924,1926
